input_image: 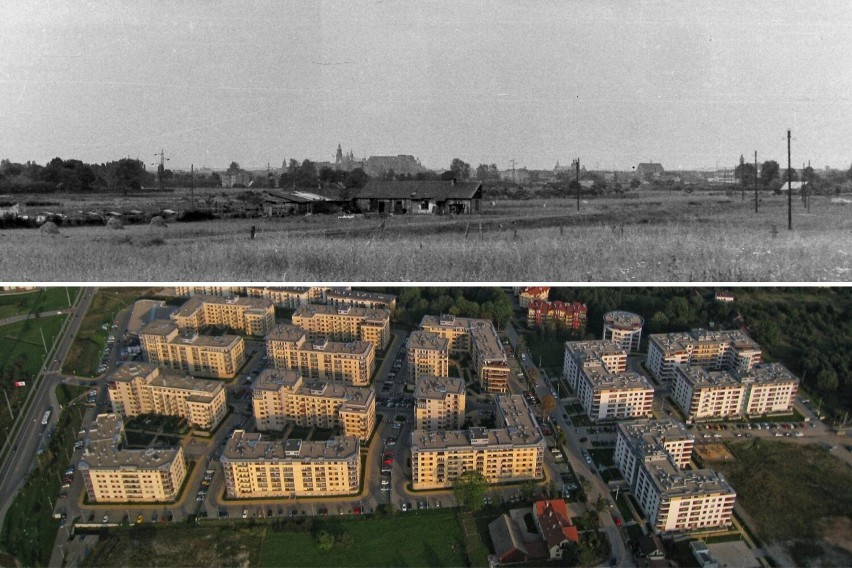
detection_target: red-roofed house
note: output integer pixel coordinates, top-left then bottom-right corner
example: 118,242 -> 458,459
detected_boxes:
533,500 -> 579,559
527,300 -> 587,330
488,514 -> 532,564
519,287 -> 550,308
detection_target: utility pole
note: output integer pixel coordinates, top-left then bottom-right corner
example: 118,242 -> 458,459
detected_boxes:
509,158 -> 516,183
574,157 -> 580,211
2,389 -> 13,419
190,164 -> 195,210
40,327 -> 47,353
153,149 -> 169,192
787,129 -> 792,231
754,151 -> 758,214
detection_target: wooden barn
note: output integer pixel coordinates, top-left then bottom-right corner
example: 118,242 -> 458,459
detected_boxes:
353,180 -> 482,215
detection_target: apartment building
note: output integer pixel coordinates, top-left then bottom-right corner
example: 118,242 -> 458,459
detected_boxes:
672,363 -> 798,422
106,362 -> 227,431
170,295 -> 275,336
175,285 -> 243,297
220,431 -> 360,498
518,287 -> 550,308
292,304 -> 391,350
562,340 -> 627,393
252,368 -> 375,441
139,320 -> 245,379
407,331 -> 450,380
246,286 -> 312,308
614,419 -> 694,486
410,395 -> 544,490
647,329 -> 762,384
265,324 -> 375,387
615,418 -> 735,533
79,414 -> 187,503
575,364 -> 654,421
420,315 -> 510,393
527,300 -> 588,330
602,311 -> 644,352
325,289 -> 397,311
415,375 -> 466,430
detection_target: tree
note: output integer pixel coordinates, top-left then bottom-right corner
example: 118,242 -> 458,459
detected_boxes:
816,368 -> 838,392
452,470 -> 488,511
521,480 -> 539,501
315,530 -> 335,551
344,168 -> 369,189
475,163 -> 491,181
781,168 -> 799,183
540,394 -> 557,417
735,161 -> 757,187
593,495 -> 608,519
760,160 -> 780,187
449,158 -> 471,180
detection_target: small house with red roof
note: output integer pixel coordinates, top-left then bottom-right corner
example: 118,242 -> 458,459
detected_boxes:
533,499 -> 579,559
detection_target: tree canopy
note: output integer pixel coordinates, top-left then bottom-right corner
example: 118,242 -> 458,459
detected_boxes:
452,470 -> 488,511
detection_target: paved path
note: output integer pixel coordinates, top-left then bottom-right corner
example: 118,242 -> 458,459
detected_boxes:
0,308 -> 73,328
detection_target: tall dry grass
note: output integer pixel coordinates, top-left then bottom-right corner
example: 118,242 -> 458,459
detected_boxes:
1,192 -> 849,281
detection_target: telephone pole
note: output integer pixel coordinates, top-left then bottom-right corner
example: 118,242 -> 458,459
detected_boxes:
509,158 -> 517,183
787,129 -> 792,231
153,149 -> 169,192
190,164 -> 195,210
574,158 -> 580,211
754,151 -> 758,214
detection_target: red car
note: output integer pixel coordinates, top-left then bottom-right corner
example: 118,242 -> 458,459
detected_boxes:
383,458 -> 394,466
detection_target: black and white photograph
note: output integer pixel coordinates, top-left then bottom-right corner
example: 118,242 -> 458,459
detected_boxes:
1,1 -> 851,281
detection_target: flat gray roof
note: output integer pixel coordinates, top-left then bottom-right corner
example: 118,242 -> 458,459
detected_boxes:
222,430 -> 359,462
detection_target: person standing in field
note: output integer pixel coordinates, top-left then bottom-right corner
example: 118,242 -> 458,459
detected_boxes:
250,225 -> 256,240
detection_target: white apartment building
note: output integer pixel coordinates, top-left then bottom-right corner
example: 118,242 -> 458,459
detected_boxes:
672,362 -> 798,422
106,362 -> 227,431
575,364 -> 654,421
407,331 -> 450,380
251,368 -> 375,441
563,340 -> 628,393
646,329 -> 762,384
602,311 -> 644,352
414,375 -> 466,431
615,418 -> 735,534
220,431 -> 360,498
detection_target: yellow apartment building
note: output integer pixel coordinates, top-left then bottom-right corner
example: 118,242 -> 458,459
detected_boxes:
292,304 -> 391,350
170,295 -> 275,336
265,324 -> 375,387
415,375 -> 466,430
220,431 -> 360,498
252,368 -> 375,441
139,320 -> 245,379
407,331 -> 450,380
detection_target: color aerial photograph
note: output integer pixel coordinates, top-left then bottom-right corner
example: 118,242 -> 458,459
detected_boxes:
0,285 -> 849,567
1,1 -> 851,281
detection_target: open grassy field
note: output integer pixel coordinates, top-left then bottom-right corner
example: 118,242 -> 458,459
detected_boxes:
0,288 -> 77,320
260,510 -> 467,567
82,525 -> 266,567
1,191 -> 850,280
0,314 -> 67,439
62,288 -> 147,377
715,440 -> 852,566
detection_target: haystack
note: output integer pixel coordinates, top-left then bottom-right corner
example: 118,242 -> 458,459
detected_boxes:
39,221 -> 60,235
149,215 -> 168,228
106,216 -> 124,230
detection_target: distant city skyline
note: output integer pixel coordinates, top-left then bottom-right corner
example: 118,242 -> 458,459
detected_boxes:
2,1 -> 850,172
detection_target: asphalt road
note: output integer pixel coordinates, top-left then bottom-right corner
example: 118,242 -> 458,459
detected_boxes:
0,287 -> 95,536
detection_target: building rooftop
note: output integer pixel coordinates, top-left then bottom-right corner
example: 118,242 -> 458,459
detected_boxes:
171,294 -> 273,318
140,320 -> 241,348
676,366 -> 742,389
79,414 -> 182,471
326,289 -> 397,303
468,319 -> 506,363
140,319 -> 179,336
583,365 -> 654,391
293,304 -> 390,322
222,430 -> 359,462
407,330 -> 449,352
645,456 -> 735,499
253,368 -> 374,410
617,419 -> 694,462
414,375 -> 465,400
650,329 -> 760,354
411,395 -> 541,451
108,362 -> 224,397
266,324 -> 308,343
737,362 -> 799,385
564,340 -> 627,367
603,311 -> 645,331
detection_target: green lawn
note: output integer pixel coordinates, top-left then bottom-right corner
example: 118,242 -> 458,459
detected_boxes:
523,333 -> 565,372
588,448 -> 615,468
0,314 -> 67,440
260,510 -> 467,567
0,288 -> 78,320
62,288 -> 143,377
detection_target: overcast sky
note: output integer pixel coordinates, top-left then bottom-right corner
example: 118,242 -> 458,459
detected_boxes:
1,0 -> 850,171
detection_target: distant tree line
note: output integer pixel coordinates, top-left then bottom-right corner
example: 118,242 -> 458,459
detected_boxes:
0,157 -> 156,194
388,287 -> 514,329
